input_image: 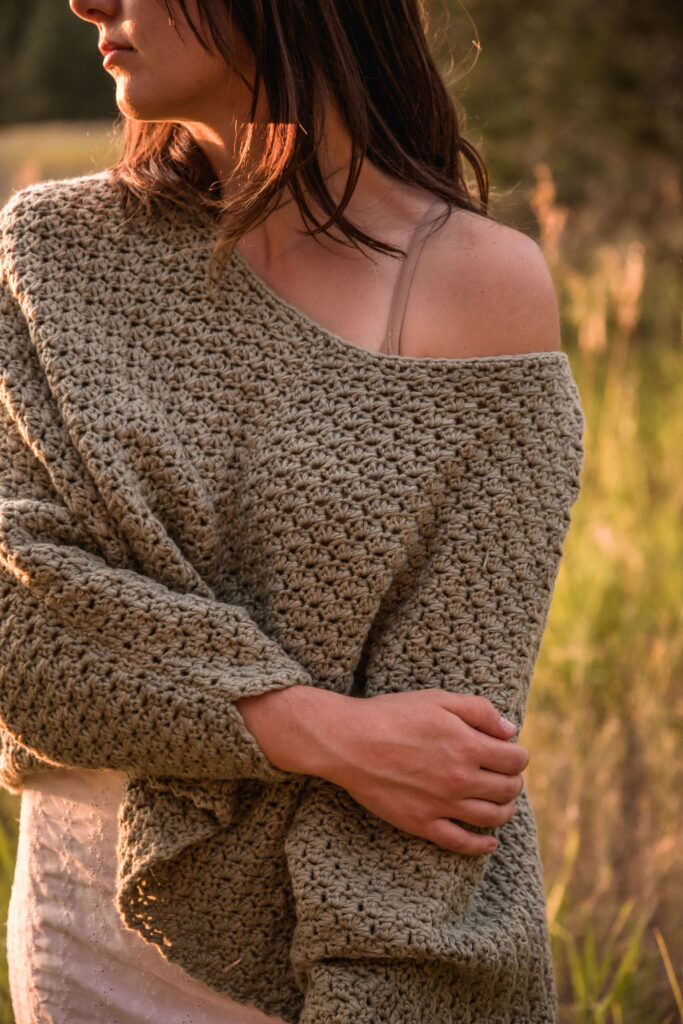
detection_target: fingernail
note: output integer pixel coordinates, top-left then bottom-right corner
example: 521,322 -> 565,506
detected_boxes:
499,717 -> 517,735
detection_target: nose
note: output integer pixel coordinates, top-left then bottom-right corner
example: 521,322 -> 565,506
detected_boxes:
69,0 -> 118,24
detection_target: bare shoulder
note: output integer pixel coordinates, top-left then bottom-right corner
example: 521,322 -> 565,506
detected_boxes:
406,206 -> 563,361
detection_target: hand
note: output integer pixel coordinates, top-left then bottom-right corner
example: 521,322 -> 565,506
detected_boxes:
319,689 -> 529,856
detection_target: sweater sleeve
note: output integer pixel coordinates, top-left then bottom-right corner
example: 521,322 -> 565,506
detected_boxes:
0,279 -> 314,785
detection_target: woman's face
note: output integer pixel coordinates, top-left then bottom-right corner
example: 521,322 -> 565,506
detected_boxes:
69,0 -> 254,123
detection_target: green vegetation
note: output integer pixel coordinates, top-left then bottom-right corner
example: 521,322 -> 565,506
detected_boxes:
0,0 -> 115,124
0,791 -> 16,1021
522,168 -> 682,1022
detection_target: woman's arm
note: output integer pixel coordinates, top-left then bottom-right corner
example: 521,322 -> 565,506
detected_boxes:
0,277 -> 318,784
237,684 -> 527,856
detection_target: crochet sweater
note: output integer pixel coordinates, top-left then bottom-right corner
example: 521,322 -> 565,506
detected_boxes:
0,172 -> 585,1024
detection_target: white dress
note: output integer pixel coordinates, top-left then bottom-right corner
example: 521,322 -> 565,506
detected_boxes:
6,766 -> 289,1024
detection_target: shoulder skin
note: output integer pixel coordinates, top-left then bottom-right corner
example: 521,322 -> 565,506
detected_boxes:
408,207 -> 563,361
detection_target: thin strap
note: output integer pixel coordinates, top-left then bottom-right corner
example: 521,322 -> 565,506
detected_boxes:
382,197 -> 446,356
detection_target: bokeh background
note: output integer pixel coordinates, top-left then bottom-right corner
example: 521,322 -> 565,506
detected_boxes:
0,1 -> 681,1021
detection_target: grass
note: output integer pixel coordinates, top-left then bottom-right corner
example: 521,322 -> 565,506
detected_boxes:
0,792 -> 18,1022
521,164 -> 683,1023
0,123 -> 681,1023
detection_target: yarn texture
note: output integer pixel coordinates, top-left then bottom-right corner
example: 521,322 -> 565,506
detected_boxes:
0,172 -> 585,1023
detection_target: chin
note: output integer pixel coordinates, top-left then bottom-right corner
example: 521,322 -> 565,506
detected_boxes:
114,81 -> 179,122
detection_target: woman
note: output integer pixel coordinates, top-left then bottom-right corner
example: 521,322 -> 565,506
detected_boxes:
0,1 -> 585,1022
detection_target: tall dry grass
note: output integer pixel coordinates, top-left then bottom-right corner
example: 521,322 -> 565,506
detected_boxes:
523,162 -> 682,1023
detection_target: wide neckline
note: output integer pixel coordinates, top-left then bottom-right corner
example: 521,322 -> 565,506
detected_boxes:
231,247 -> 569,370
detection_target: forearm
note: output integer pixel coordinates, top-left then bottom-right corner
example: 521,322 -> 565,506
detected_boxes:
235,685 -> 353,778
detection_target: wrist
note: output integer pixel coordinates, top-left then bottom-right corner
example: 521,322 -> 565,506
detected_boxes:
235,685 -> 353,778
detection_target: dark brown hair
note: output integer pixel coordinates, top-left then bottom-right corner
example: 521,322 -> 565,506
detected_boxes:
110,0 -> 490,275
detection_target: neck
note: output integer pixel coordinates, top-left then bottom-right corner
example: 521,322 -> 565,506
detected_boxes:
181,94 -> 413,269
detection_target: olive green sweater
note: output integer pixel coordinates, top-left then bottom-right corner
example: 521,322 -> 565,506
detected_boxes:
0,172 -> 584,1023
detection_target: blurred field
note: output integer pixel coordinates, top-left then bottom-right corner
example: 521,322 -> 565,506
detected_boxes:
0,119 -> 121,201
0,121 -> 681,1024
524,167 -> 682,1022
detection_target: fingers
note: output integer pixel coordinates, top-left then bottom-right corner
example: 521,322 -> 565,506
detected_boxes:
472,768 -> 525,804
477,733 -> 530,775
426,817 -> 499,856
426,794 -> 521,854
453,797 -> 518,829
444,693 -> 518,741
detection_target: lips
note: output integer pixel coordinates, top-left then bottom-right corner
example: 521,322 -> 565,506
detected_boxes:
98,40 -> 134,56
99,39 -> 136,70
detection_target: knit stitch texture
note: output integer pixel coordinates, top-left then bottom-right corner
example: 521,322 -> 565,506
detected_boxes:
0,172 -> 585,1023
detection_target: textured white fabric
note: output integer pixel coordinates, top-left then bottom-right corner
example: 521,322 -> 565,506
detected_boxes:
7,766 -> 287,1024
